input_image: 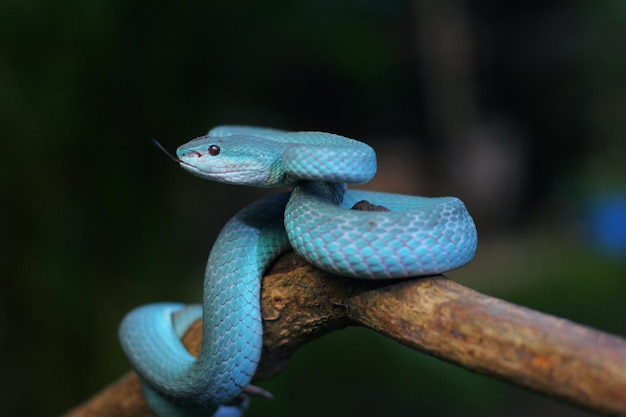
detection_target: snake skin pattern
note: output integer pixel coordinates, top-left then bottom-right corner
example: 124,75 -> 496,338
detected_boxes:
119,126 -> 478,417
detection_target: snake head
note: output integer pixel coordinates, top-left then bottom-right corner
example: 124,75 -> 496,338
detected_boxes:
174,134 -> 286,187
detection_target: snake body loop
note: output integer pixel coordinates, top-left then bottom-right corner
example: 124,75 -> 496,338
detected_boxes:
119,126 -> 478,416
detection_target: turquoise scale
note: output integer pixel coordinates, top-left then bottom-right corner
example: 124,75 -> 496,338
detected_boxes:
119,126 -> 478,417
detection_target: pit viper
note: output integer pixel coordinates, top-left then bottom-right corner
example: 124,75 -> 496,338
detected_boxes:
119,126 -> 478,417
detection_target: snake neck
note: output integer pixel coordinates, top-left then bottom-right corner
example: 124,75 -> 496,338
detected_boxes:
294,181 -> 347,206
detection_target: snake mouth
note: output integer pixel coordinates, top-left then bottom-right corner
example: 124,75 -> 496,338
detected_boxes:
152,138 -> 214,178
152,138 -> 215,176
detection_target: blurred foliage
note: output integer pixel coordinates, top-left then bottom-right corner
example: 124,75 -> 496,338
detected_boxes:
1,0 -> 625,416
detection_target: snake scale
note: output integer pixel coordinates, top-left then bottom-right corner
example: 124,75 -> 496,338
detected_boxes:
119,126 -> 478,417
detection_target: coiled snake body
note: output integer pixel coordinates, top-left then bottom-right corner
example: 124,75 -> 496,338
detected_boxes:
119,126 -> 478,416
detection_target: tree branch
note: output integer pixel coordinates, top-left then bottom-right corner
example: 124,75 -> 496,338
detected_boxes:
64,251 -> 626,417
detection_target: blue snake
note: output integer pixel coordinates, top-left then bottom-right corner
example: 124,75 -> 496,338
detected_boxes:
119,126 -> 478,417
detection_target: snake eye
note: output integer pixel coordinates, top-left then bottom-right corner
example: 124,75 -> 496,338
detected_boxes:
208,145 -> 220,156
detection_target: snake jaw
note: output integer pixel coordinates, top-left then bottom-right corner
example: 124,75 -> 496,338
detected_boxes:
175,149 -> 276,187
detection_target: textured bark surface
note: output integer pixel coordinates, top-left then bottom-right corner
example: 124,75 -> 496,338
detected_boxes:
64,251 -> 626,417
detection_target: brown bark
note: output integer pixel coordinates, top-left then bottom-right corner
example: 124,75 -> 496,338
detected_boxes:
64,251 -> 626,417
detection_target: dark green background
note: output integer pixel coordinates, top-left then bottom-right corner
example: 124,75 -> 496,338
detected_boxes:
2,1 -> 625,416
